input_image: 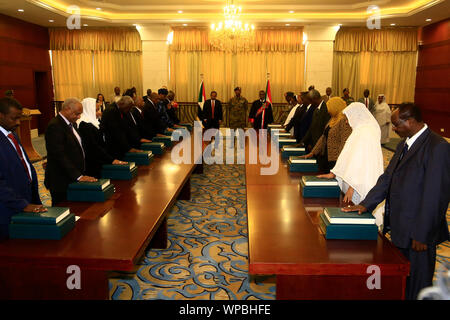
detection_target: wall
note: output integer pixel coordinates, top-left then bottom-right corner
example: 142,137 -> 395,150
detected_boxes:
138,25 -> 171,97
0,14 -> 54,135
415,18 -> 450,137
303,25 -> 340,96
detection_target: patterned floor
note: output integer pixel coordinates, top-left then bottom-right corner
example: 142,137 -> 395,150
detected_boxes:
32,146 -> 448,299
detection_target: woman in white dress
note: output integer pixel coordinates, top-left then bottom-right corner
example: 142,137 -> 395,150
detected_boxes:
374,94 -> 392,144
317,102 -> 385,226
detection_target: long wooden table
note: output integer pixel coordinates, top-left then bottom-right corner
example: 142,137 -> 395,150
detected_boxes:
245,137 -> 410,300
0,136 -> 201,300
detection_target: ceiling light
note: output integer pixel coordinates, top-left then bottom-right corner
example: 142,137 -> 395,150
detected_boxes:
390,23 -> 396,26
49,20 -> 54,23
285,24 -> 290,26
96,8 -> 102,10
182,24 -> 188,26
426,18 -> 432,22
178,10 -> 183,13
18,9 -> 24,12
289,11 -> 294,13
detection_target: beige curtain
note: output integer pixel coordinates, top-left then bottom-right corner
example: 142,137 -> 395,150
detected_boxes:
332,27 -> 418,104
169,28 -> 305,103
50,28 -> 143,101
51,50 -> 95,101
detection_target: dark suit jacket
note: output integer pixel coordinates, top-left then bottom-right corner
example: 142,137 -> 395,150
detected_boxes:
44,114 -> 85,194
0,131 -> 41,239
101,103 -> 136,160
302,101 -> 330,149
131,107 -> 152,140
361,128 -> 450,248
201,99 -> 223,129
78,122 -> 114,178
249,100 -> 273,129
142,101 -> 166,139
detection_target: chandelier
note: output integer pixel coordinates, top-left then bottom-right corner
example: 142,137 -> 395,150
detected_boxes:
210,0 -> 255,52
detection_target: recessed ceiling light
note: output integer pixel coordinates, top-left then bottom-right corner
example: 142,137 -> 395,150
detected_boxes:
183,24 -> 188,26
390,23 -> 396,26
289,11 -> 294,13
96,8 -> 102,10
49,20 -> 54,23
285,24 -> 290,26
426,18 -> 432,22
178,10 -> 183,13
18,9 -> 24,12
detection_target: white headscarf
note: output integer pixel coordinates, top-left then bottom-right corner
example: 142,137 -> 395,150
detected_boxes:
374,94 -> 391,124
78,98 -> 99,129
331,102 -> 384,203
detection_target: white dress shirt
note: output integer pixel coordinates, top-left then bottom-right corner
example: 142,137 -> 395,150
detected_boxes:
405,124 -> 428,151
284,103 -> 300,127
0,125 -> 33,180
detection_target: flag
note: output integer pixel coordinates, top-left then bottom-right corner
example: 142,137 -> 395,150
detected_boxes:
262,79 -> 272,128
197,80 -> 206,110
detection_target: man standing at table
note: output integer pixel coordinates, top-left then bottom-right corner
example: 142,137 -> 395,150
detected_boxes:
0,98 -> 46,240
249,90 -> 273,130
344,103 -> 450,300
202,91 -> 223,130
45,98 -> 97,206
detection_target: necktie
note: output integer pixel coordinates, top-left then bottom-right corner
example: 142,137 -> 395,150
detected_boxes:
365,98 -> 368,108
211,100 -> 215,119
7,133 -> 31,182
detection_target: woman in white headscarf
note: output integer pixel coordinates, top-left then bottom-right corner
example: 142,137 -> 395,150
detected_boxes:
374,94 -> 391,144
77,98 -> 126,178
317,102 -> 385,225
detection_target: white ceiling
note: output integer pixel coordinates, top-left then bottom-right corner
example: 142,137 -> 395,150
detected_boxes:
0,0 -> 448,27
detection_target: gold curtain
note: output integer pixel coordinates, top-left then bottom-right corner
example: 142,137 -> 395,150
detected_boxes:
332,27 -> 418,104
169,28 -> 305,103
51,50 -> 95,101
50,28 -> 143,101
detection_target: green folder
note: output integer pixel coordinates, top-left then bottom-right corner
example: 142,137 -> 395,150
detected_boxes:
153,136 -> 173,147
68,179 -> 111,191
9,214 -> 76,240
67,184 -> 115,202
300,178 -> 341,198
281,146 -> 306,159
124,151 -> 154,165
11,207 -> 70,225
302,176 -> 338,186
287,157 -> 319,172
101,165 -> 138,180
319,213 -> 378,240
323,207 -> 375,225
141,142 -> 166,155
278,138 -> 297,148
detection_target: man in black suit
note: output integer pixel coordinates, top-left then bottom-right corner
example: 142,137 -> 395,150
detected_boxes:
285,92 -> 316,143
143,89 -> 152,104
45,98 -> 97,205
344,103 -> 450,300
301,89 -> 330,172
100,96 -> 143,160
141,92 -> 167,140
249,90 -> 273,130
201,91 -> 223,130
0,98 -> 46,239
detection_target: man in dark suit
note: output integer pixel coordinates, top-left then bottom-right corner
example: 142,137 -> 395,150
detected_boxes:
285,92 -> 316,143
101,96 -> 143,160
301,89 -> 330,172
141,92 -> 167,140
45,98 -> 97,206
249,90 -> 273,130
201,91 -> 223,130
358,89 -> 375,115
0,98 -> 46,240
344,103 -> 450,300
143,89 -> 152,104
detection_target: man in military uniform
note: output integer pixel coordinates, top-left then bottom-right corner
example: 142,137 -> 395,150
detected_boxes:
228,87 -> 248,129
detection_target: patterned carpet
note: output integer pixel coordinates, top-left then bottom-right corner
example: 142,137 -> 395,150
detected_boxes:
31,146 -> 448,299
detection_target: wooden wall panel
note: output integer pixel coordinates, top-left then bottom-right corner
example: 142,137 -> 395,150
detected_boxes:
0,14 -> 54,134
415,19 -> 450,137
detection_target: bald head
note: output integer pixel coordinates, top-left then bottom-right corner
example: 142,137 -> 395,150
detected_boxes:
60,98 -> 82,124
